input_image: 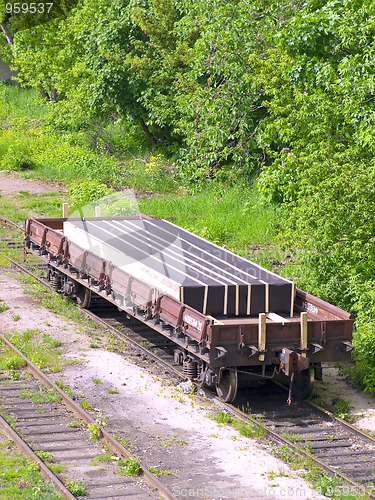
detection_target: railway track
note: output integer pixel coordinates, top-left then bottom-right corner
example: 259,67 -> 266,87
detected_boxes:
0,334 -> 176,499
1,214 -> 375,499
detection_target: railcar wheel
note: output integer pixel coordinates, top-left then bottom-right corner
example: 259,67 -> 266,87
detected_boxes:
76,285 -> 91,309
293,368 -> 314,399
215,369 -> 238,403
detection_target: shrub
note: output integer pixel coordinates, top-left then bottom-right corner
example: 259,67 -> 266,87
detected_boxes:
68,180 -> 112,210
0,146 -> 34,171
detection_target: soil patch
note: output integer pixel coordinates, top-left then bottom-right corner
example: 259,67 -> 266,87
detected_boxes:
0,171 -> 66,196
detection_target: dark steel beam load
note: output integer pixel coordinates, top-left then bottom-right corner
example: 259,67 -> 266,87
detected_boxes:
63,218 -> 295,317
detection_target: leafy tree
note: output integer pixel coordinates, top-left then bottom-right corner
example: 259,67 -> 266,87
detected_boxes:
257,0 -> 375,304
1,0 -> 83,101
80,0 -> 192,145
174,0 -> 299,184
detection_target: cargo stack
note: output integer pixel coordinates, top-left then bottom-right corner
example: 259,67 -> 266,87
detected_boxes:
64,217 -> 295,317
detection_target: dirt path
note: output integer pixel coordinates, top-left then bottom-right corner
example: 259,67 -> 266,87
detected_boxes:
0,171 -> 66,196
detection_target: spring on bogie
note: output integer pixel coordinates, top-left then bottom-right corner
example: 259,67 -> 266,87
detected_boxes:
51,274 -> 62,292
183,360 -> 198,379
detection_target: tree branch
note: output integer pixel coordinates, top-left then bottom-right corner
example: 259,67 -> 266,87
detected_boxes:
0,22 -> 14,46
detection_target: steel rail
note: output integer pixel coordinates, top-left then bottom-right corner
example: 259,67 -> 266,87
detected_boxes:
219,401 -> 375,499
0,413 -> 77,500
0,335 -> 177,500
275,380 -> 375,448
2,213 -> 375,498
0,214 -> 24,231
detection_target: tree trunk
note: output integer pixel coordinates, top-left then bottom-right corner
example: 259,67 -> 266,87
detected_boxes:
51,86 -> 58,102
139,117 -> 156,145
0,22 -> 13,46
39,87 -> 50,100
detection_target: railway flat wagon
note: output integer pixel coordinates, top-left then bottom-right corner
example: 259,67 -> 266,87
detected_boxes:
25,215 -> 354,402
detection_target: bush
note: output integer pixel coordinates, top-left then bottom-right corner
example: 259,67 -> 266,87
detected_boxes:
0,146 -> 34,171
0,130 -> 34,171
340,279 -> 375,393
68,180 -> 112,210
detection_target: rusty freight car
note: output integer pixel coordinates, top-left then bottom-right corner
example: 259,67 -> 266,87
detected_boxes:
24,215 -> 353,403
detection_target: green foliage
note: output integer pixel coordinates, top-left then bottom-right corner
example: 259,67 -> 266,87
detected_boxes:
66,481 -> 88,496
80,399 -> 93,411
0,353 -> 26,370
6,329 -> 64,373
149,467 -> 176,475
87,422 -> 102,442
0,440 -> 61,499
0,143 -> 34,171
7,369 -> 21,380
91,453 -> 113,465
333,399 -> 352,421
0,299 -> 9,313
68,180 -> 112,210
209,411 -> 233,425
19,387 -> 62,404
42,334 -> 62,349
32,142 -> 118,183
117,458 -> 141,477
67,420 -> 82,428
35,451 -> 53,461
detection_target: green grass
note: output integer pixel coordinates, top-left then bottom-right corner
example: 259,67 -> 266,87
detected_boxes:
0,328 -> 65,373
117,458 -> 141,477
42,334 -> 62,349
0,190 -> 69,223
149,467 -> 177,476
0,84 -> 48,124
17,191 -> 69,218
19,387 -> 62,404
106,387 -> 119,394
66,481 -> 87,497
80,399 -> 93,411
333,399 -> 352,421
54,380 -> 73,398
0,435 -> 61,499
0,352 -> 27,370
90,453 -> 113,465
209,411 -> 233,425
0,83 -> 168,191
67,420 -> 82,428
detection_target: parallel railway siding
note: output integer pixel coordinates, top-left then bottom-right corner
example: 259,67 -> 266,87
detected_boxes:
1,214 -> 375,499
236,385 -> 375,495
0,365 -> 162,499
